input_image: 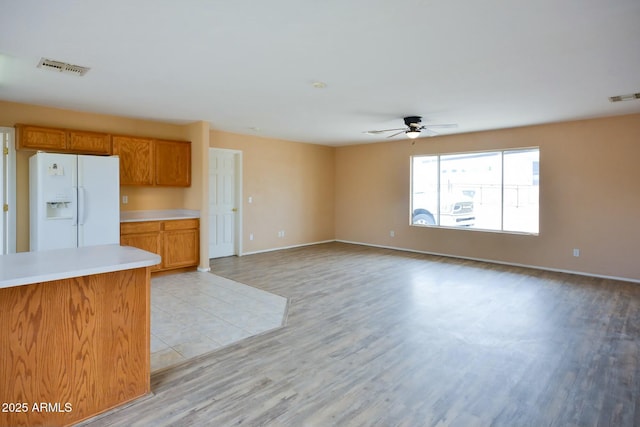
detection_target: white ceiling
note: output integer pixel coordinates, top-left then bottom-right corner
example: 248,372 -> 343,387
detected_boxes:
1,0 -> 639,146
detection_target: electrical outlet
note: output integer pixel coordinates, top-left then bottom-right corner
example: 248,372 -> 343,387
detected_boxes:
249,233 -> 254,241
390,230 -> 395,237
573,248 -> 580,257
122,195 -> 128,204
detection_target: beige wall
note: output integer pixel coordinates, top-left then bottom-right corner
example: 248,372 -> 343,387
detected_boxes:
4,99 -> 639,281
0,100 -> 197,251
335,113 -> 640,281
210,130 -> 335,254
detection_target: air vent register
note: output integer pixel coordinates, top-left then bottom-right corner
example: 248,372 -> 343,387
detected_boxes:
37,58 -> 90,76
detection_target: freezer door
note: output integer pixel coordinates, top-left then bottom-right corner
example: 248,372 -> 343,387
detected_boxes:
77,155 -> 120,247
29,153 -> 78,251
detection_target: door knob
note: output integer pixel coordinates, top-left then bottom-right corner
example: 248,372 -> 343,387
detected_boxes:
232,208 -> 238,212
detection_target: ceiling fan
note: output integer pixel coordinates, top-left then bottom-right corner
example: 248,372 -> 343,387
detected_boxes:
364,116 -> 458,139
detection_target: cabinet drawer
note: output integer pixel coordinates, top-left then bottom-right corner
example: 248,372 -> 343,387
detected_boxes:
121,221 -> 162,234
163,218 -> 199,231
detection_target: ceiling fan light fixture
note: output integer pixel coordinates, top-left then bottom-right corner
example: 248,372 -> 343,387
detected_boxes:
406,130 -> 421,139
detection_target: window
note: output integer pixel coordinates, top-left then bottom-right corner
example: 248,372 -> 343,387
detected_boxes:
411,148 -> 539,234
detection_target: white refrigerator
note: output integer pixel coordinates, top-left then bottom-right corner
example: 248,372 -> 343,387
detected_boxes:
30,152 -> 120,251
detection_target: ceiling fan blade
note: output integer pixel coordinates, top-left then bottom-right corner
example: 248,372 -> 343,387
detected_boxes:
421,123 -> 458,129
386,130 -> 406,138
364,127 -> 406,135
422,128 -> 439,137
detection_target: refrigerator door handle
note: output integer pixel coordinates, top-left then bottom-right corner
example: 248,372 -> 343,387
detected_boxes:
71,186 -> 78,226
78,186 -> 86,225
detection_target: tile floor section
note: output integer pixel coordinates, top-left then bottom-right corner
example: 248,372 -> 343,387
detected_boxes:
150,271 -> 288,372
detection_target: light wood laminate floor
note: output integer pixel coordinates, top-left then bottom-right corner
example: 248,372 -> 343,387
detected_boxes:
80,242 -> 640,426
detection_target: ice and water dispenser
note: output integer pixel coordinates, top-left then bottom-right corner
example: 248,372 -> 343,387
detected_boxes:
44,162 -> 73,220
46,199 -> 73,219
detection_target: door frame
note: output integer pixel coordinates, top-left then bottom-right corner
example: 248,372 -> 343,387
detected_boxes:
209,147 -> 243,257
1,127 -> 16,254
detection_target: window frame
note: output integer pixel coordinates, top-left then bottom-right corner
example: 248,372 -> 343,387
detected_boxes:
410,146 -> 540,235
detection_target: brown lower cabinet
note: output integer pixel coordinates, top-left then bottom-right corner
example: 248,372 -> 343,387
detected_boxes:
121,218 -> 199,272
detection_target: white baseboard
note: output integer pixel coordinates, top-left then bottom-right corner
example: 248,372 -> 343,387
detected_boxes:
240,240 -> 335,256
336,239 -> 640,285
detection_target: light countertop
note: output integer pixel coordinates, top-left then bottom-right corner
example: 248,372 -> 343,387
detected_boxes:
120,209 -> 200,223
0,244 -> 161,289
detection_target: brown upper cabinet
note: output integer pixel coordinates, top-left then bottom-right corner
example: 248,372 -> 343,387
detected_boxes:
16,124 -> 191,187
113,136 -> 191,187
16,124 -> 111,155
155,139 -> 191,187
67,130 -> 112,154
112,135 -> 155,186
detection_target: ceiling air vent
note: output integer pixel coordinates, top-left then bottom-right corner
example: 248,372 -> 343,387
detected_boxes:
608,92 -> 640,102
37,58 -> 90,76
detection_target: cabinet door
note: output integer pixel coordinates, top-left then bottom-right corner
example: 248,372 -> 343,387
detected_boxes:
121,232 -> 163,271
155,139 -> 191,187
113,136 -> 154,185
68,131 -> 111,154
163,229 -> 199,269
16,125 -> 66,151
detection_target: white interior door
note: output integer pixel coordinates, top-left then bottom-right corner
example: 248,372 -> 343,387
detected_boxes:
209,149 -> 239,258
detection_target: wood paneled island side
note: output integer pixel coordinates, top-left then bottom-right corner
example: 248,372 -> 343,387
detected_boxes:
0,245 -> 161,427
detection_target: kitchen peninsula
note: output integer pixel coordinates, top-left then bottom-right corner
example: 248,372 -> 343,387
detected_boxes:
0,245 -> 160,427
